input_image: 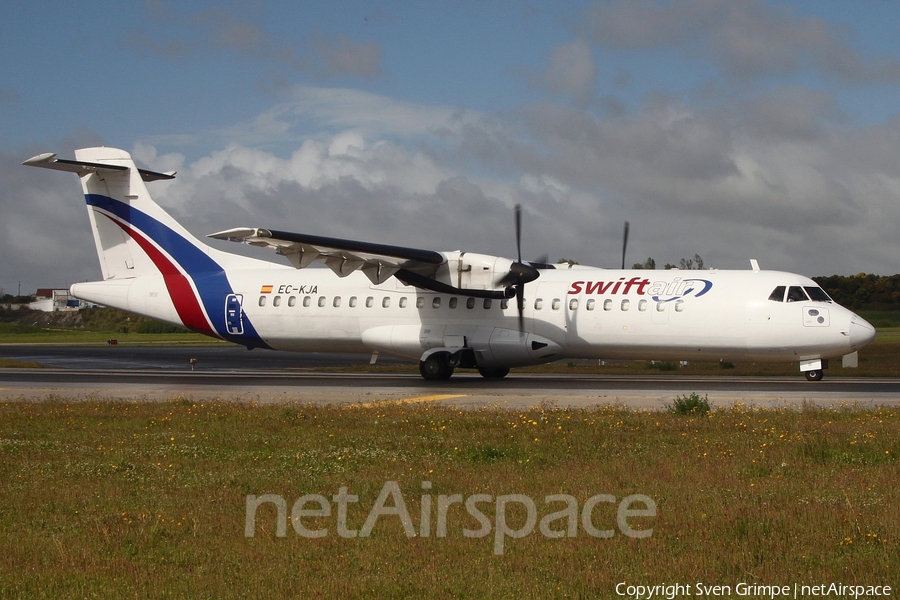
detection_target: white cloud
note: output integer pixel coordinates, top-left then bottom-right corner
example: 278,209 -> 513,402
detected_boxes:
525,39 -> 597,105
129,3 -> 384,83
579,0 -> 900,83
185,87 -> 482,151
312,33 -> 382,80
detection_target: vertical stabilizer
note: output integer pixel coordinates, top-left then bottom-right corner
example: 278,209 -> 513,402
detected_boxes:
74,147 -> 195,280
22,147 -> 272,348
22,147 -> 191,280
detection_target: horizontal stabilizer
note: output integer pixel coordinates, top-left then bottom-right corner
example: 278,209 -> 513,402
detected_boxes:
22,152 -> 176,182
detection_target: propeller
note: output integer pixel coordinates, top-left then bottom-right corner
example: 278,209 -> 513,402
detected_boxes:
497,204 -> 540,330
621,221 -> 630,270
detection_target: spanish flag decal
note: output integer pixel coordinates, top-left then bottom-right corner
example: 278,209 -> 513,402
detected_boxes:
260,285 -> 273,294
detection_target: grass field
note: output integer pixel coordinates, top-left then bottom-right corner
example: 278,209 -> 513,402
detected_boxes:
0,321 -> 217,346
1,399 -> 897,598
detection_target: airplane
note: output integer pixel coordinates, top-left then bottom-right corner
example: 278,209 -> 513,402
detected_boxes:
23,146 -> 876,381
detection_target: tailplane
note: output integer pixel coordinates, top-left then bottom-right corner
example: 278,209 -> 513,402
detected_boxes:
23,147 -> 273,347
24,147 -> 193,280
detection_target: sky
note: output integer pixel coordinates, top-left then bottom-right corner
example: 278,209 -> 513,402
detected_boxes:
2,0 -> 900,294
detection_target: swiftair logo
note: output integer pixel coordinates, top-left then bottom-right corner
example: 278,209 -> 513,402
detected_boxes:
245,481 -> 656,555
568,276 -> 713,303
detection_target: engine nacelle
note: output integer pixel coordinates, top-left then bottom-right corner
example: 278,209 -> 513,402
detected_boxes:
363,324 -> 561,369
470,328 -> 561,369
443,251 -> 515,292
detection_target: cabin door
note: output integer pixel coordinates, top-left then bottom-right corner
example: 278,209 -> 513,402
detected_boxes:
225,294 -> 244,335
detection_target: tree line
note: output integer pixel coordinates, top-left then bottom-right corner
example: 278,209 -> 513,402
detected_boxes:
0,293 -> 35,304
811,274 -> 900,310
638,258 -> 900,309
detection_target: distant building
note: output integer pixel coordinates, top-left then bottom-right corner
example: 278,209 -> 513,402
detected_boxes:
28,289 -> 92,312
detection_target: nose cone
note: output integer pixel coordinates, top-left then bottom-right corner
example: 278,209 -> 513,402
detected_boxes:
849,314 -> 876,350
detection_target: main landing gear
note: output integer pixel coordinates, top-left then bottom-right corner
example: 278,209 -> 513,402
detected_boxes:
477,366 -> 510,379
418,351 -> 511,381
419,352 -> 454,381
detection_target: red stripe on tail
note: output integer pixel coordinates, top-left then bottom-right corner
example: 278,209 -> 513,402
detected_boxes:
107,217 -> 218,337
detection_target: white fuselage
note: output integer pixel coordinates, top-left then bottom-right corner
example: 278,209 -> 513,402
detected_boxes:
73,262 -> 873,367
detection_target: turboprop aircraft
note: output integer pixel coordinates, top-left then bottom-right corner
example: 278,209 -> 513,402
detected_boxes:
23,147 -> 876,381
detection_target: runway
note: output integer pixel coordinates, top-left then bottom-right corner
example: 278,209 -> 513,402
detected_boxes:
2,344 -> 899,409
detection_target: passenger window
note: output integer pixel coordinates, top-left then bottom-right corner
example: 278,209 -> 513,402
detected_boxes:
534,298 -> 543,310
603,299 -> 612,311
675,300 -> 684,312
332,297 -> 341,308
382,297 -> 391,308
417,297 -> 425,308
399,297 -> 408,308
500,299 -> 508,310
656,302 -> 665,312
303,296 -> 311,307
432,297 -> 441,309
366,296 -> 374,308
638,299 -> 647,312
621,299 -> 630,311
586,299 -> 595,311
467,298 -> 475,309
804,287 -> 832,302
318,296 -> 326,308
569,298 -> 578,310
288,296 -> 297,307
483,299 -> 492,309
273,296 -> 282,307
552,299 -> 561,311
449,297 -> 458,309
258,296 -> 266,307
349,296 -> 358,308
768,286 -> 785,302
786,286 -> 808,302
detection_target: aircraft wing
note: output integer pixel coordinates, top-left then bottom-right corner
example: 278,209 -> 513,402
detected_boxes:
208,227 -> 446,285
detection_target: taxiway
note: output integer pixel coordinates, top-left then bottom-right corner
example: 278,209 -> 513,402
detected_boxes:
1,345 -> 898,409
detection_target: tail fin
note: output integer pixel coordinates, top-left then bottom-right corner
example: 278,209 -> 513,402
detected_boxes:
23,147 -> 272,347
24,147 -> 199,280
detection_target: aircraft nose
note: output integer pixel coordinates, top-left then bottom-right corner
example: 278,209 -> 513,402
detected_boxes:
849,314 -> 876,350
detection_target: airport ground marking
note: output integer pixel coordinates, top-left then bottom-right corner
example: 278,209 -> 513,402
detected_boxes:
352,394 -> 467,408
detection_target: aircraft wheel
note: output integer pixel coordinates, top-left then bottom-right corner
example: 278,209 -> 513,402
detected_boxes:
477,366 -> 510,379
805,369 -> 824,382
419,353 -> 454,380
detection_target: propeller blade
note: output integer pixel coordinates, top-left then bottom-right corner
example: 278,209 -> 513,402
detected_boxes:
514,203 -> 523,264
516,283 -> 525,331
621,221 -> 630,269
497,204 -> 538,332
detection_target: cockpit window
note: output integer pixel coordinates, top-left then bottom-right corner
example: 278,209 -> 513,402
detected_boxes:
786,286 -> 809,302
804,286 -> 832,302
768,286 -> 785,302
